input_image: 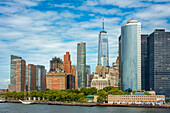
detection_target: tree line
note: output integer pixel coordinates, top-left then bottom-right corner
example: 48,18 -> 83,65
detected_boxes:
0,87 -> 150,102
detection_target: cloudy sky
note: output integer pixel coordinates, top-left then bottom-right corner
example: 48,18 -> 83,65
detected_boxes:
0,0 -> 170,89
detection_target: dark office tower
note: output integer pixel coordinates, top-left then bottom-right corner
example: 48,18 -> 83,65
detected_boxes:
118,36 -> 122,90
77,42 -> 86,88
8,55 -> 26,92
67,74 -> 75,89
50,56 -> 64,71
148,29 -> 170,96
98,18 -> 109,66
36,65 -> 46,91
141,34 -> 149,91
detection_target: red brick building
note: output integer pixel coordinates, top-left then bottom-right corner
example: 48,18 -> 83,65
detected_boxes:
64,52 -> 71,74
27,64 -> 37,91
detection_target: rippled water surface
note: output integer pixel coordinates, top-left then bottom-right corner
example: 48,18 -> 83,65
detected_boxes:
0,103 -> 170,113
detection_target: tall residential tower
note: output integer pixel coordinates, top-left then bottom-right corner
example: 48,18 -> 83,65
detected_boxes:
77,42 -> 86,88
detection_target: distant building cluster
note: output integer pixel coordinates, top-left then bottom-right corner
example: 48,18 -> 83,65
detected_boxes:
8,55 -> 46,92
6,18 -> 170,97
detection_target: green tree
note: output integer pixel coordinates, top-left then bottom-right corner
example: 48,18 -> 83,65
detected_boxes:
77,93 -> 86,102
97,90 -> 108,102
87,87 -> 97,95
103,86 -> 114,92
108,88 -> 125,95
80,87 -> 88,95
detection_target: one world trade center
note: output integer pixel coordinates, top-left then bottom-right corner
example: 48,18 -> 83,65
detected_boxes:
98,18 -> 109,66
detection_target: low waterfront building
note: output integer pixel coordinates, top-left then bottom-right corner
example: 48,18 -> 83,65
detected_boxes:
108,95 -> 165,105
0,89 -> 8,93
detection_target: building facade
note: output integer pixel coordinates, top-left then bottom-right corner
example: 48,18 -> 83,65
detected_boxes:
64,52 -> 71,74
26,64 -> 36,91
36,65 -> 46,91
46,71 -> 67,90
67,74 -> 75,89
77,42 -> 86,88
98,18 -> 109,66
121,20 -> 141,91
50,56 -> 64,72
141,34 -> 149,91
107,95 -> 165,104
9,56 -> 26,92
147,29 -> 170,96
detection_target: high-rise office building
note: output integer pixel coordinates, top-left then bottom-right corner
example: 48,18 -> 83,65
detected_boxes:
86,65 -> 91,74
64,52 -> 71,74
9,55 -> 26,92
67,74 -> 75,89
98,18 -> 109,66
36,65 -> 46,91
77,42 -> 86,88
121,20 -> 141,91
141,34 -> 149,91
46,57 -> 66,90
119,36 -> 122,90
26,64 -> 36,91
50,56 -> 64,72
147,29 -> 170,96
46,71 -> 67,90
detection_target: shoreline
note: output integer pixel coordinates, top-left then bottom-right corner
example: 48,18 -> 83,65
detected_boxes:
1,100 -> 170,108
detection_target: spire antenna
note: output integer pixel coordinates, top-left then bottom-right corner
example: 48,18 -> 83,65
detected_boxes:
102,17 -> 104,31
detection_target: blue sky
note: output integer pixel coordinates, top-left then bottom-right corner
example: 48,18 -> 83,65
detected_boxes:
0,0 -> 170,89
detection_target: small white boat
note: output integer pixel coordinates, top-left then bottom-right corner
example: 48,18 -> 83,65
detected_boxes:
19,100 -> 34,105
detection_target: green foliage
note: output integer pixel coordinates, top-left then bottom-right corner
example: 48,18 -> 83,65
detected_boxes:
108,88 -> 125,95
97,90 -> 108,102
103,86 -> 115,92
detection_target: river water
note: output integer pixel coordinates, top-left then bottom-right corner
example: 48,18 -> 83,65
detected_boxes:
0,103 -> 170,113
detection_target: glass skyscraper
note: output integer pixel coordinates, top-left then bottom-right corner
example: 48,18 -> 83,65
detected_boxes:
98,19 -> 109,66
77,42 -> 86,88
147,29 -> 170,96
121,20 -> 141,91
36,65 -> 46,91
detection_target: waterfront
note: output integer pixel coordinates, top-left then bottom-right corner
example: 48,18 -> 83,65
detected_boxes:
0,103 -> 170,113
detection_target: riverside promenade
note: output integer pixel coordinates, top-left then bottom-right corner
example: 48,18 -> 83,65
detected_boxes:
3,100 -> 170,108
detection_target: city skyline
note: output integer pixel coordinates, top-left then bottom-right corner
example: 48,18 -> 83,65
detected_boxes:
0,0 -> 170,89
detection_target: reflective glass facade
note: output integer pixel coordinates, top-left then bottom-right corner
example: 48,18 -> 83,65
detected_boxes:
121,20 -> 141,91
77,42 -> 86,88
36,65 -> 46,91
10,55 -> 22,85
98,31 -> 109,66
148,29 -> 170,96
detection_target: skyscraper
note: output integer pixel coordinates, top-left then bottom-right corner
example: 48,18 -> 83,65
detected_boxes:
77,42 -> 86,88
147,29 -> 170,96
98,18 -> 109,66
50,56 -> 64,72
46,57 -> 67,90
64,52 -> 71,74
141,34 -> 149,91
9,55 -> 26,92
36,65 -> 46,91
121,20 -> 141,91
26,64 -> 36,91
